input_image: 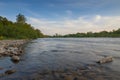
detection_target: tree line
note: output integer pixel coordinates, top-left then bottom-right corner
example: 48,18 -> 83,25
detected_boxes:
0,14 -> 44,39
52,29 -> 120,38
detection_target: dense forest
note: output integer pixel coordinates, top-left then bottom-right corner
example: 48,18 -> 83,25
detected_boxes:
0,14 -> 44,39
52,29 -> 120,38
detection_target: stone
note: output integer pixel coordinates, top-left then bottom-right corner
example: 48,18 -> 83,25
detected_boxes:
0,47 -> 5,53
74,76 -> 88,80
19,50 -> 23,53
64,75 -> 74,80
5,70 -> 16,75
11,55 -> 20,62
2,52 -> 10,56
0,54 -> 2,57
97,56 -> 113,64
0,40 -> 28,58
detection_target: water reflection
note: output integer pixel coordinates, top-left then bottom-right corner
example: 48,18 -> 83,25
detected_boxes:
0,38 -> 120,79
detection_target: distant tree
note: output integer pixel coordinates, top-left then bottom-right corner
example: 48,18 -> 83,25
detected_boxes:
0,16 -> 3,21
0,14 -> 44,39
16,13 -> 26,24
0,16 -> 9,26
52,28 -> 120,38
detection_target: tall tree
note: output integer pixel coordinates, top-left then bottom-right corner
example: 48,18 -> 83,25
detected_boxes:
16,13 -> 26,24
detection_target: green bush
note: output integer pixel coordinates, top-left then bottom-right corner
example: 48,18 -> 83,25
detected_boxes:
0,36 -> 4,40
0,14 -> 44,39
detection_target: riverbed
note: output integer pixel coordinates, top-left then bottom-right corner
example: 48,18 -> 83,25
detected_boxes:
0,38 -> 120,80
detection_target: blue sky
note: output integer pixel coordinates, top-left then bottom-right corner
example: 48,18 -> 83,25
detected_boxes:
0,0 -> 120,35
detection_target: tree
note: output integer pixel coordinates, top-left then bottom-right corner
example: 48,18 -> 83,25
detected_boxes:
0,16 -> 9,26
16,13 -> 26,24
0,14 -> 44,39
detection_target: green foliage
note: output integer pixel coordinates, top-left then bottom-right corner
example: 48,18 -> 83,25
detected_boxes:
52,29 -> 120,38
0,36 -> 4,40
16,13 -> 26,24
0,14 -> 44,39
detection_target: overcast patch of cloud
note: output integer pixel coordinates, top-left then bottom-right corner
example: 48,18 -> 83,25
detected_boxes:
27,15 -> 120,35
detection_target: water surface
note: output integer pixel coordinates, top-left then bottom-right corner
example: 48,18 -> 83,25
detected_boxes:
0,38 -> 120,79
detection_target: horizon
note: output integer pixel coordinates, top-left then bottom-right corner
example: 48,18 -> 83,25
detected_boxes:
0,0 -> 120,35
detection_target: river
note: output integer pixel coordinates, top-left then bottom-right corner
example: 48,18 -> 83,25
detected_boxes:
0,38 -> 120,80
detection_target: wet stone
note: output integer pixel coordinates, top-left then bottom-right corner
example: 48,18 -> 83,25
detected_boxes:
11,56 -> 20,62
5,69 -> 16,75
64,75 -> 74,80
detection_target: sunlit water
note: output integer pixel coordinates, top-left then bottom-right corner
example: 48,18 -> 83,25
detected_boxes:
0,38 -> 120,79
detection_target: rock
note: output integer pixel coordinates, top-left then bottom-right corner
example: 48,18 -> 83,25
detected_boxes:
0,67 -> 3,70
0,54 -> 2,57
5,70 -> 16,75
64,75 -> 74,80
94,76 -> 106,80
19,50 -> 23,53
0,47 -> 5,53
11,56 -> 20,62
74,76 -> 88,80
97,56 -> 113,64
2,52 -> 10,56
0,40 -> 28,58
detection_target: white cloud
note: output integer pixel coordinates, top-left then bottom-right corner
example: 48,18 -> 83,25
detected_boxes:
94,15 -> 102,22
27,15 -> 120,35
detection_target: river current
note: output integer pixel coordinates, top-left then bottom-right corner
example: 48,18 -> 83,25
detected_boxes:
0,38 -> 120,80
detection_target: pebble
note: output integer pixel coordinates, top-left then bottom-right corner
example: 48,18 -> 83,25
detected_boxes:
11,55 -> 20,62
5,70 -> 16,75
97,56 -> 113,64
0,40 -> 28,58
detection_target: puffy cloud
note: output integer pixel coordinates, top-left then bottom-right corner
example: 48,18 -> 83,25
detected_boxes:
27,15 -> 120,35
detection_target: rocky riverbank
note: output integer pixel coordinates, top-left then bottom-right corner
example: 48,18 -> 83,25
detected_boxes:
0,40 -> 30,78
1,64 -> 118,80
0,40 -> 29,62
0,38 -> 119,80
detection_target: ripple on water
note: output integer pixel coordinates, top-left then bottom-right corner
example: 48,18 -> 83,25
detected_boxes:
0,38 -> 120,80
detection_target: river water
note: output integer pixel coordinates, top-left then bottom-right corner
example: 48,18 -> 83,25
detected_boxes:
0,38 -> 120,80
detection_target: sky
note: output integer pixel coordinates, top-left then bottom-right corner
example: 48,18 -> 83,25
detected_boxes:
0,0 -> 120,35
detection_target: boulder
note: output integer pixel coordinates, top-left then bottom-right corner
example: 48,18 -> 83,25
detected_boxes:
97,56 -> 113,64
11,56 -> 20,62
0,47 -> 5,53
5,70 -> 16,75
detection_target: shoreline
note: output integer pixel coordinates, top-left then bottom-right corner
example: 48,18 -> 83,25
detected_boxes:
0,39 -> 120,80
0,40 -> 29,61
0,40 -> 30,77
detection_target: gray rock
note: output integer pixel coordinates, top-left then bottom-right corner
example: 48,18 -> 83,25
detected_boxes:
97,56 -> 113,64
0,40 -> 28,56
64,75 -> 74,80
5,70 -> 16,75
11,56 -> 20,61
